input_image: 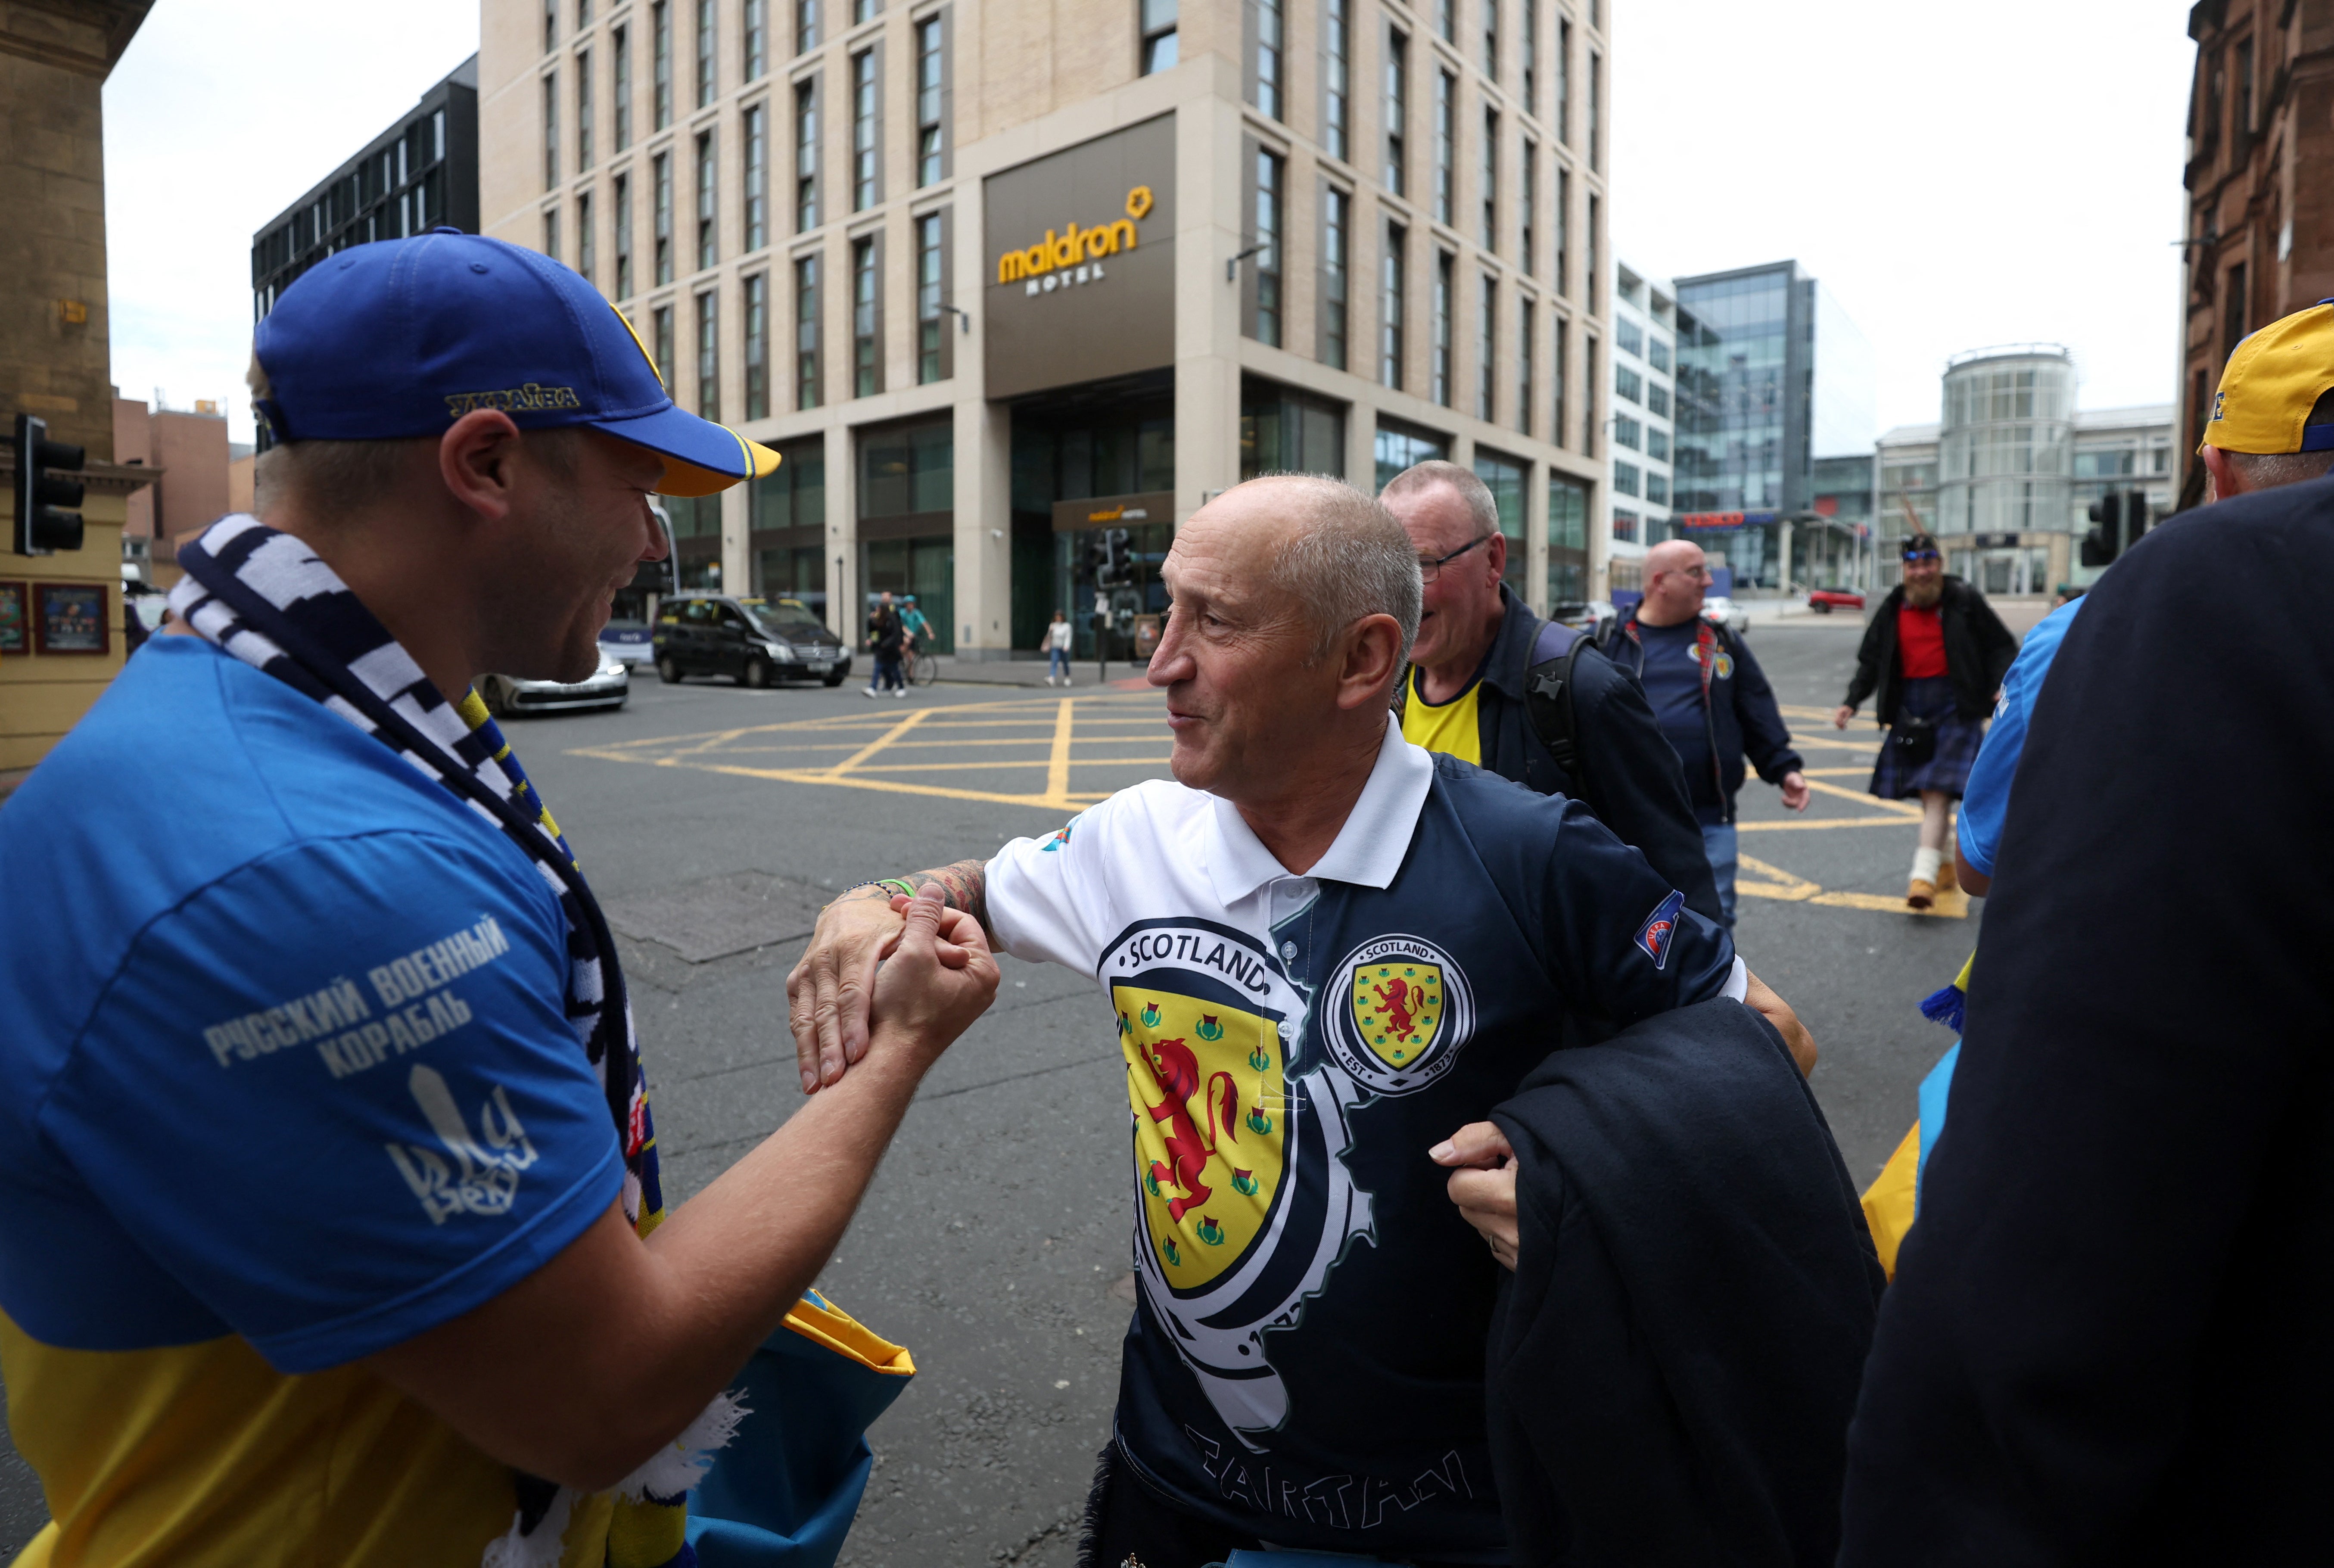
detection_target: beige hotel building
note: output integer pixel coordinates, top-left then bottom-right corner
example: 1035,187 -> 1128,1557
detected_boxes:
480,0 -> 1612,656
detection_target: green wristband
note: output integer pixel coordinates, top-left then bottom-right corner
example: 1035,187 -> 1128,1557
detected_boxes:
849,877 -> 919,900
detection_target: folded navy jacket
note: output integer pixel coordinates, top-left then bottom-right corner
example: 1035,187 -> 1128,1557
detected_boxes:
1485,998 -> 1884,1568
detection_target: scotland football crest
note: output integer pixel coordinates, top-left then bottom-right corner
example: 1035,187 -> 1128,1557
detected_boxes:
1328,934 -> 1475,1095
1101,918 -> 1373,1446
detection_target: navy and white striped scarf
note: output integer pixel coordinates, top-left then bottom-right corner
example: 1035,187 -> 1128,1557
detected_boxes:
171,514 -> 734,1568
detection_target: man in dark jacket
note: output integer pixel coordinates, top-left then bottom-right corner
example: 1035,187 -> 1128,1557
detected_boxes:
1381,461 -> 1723,926
1598,538 -> 1807,927
1837,474 -> 2334,1567
1833,536 -> 2018,908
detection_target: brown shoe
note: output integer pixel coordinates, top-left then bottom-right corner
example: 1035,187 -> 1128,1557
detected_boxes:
1935,857 -> 1958,894
1907,878 -> 1936,911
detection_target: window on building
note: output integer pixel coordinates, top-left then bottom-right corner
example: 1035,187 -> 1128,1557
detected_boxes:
744,103 -> 768,250
696,131 -> 717,269
1373,415 -> 1448,488
654,1 -> 672,127
697,290 -> 719,417
579,0 -> 591,25
1475,448 -> 1527,596
613,26 -> 632,148
576,49 -> 595,171
1614,413 -> 1639,449
1520,0 -> 1535,115
916,14 -> 946,185
576,190 -> 595,283
1615,318 -> 1640,357
1555,168 -> 1568,295
1480,109 -> 1498,251
1517,296 -> 1533,433
1383,29 -> 1408,196
543,204 -> 560,262
1547,472 -> 1587,600
1647,427 -> 1668,461
1432,251 -> 1453,405
1251,148 -> 1283,347
743,271 -> 769,418
545,0 -> 558,51
1433,70 -> 1455,226
1646,473 -> 1667,505
1381,222 -> 1407,390
613,173 -> 633,296
1552,316 -> 1566,448
851,48 -> 878,210
916,209 -> 949,382
747,0 -> 768,77
1435,0 -> 1453,44
1482,0 -> 1497,79
2225,262 -> 2247,358
1612,507 -> 1637,543
654,150 -> 673,282
1241,379 -> 1346,479
1585,193 -> 1599,309
795,78 -> 819,230
1615,461 -> 1639,496
697,0 -> 716,106
1648,336 -> 1669,372
795,254 -> 822,407
1476,274 -> 1496,420
654,302 -> 675,388
1322,0 -> 1349,161
1615,364 -> 1640,403
1647,382 -> 1669,417
2236,35 -> 2254,137
1556,17 -> 1569,143
1319,184 -> 1349,370
543,71 -> 559,190
797,0 -> 818,50
1519,140 -> 1535,274
1587,50 -> 1600,170
1583,335 -> 1597,452
1140,0 -> 1178,73
853,0 -> 878,22
852,235 -> 880,395
1253,0 -> 1282,117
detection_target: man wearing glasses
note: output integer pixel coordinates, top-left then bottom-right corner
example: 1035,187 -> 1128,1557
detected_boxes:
1380,462 -> 1723,925
1834,533 -> 2018,909
1598,539 -> 1809,927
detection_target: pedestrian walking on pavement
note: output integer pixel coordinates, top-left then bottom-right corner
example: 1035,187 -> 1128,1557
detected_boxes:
1834,533 -> 2017,909
865,590 -> 905,696
1044,608 -> 1074,685
1379,460 -> 1726,927
0,230 -> 996,1568
1598,539 -> 1810,927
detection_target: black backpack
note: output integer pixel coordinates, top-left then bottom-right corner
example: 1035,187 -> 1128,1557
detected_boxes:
1394,616 -> 1596,781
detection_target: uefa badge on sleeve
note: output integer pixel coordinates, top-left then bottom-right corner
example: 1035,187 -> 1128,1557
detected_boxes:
1635,890 -> 1686,971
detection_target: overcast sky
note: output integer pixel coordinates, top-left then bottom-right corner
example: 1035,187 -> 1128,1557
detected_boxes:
104,0 -> 2200,447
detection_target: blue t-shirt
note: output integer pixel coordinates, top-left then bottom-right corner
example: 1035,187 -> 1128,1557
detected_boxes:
1956,596 -> 2087,878
1634,619 -> 1717,818
0,636 -> 623,1372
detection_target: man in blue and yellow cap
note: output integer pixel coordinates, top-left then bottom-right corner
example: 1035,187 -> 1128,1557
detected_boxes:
0,230 -> 998,1567
2199,298 -> 2334,499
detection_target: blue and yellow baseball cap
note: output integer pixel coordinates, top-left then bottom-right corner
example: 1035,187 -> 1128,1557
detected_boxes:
252,227 -> 777,497
2203,298 -> 2334,456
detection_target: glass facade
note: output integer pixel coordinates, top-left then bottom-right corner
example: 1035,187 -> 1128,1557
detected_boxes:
1547,471 -> 1588,603
1937,351 -> 2076,535
1373,414 -> 1448,489
1240,379 -> 1346,479
750,434 -> 827,611
1474,447 -> 1527,598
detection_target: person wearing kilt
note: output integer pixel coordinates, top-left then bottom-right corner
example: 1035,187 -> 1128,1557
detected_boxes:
1834,534 -> 2019,909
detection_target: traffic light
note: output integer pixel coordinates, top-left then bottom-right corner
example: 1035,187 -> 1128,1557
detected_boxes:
13,414 -> 86,556
2081,493 -> 2123,567
2121,490 -> 2150,550
1103,527 -> 1132,587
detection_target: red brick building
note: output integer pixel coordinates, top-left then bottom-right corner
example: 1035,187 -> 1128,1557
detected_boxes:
2178,0 -> 2334,509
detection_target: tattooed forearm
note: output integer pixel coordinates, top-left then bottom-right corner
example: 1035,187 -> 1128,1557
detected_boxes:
909,859 -> 991,936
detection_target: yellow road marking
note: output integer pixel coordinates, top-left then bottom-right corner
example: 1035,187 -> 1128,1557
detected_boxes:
1802,777 -> 1923,818
1045,698 -> 1076,805
824,706 -> 934,778
1736,852 -> 1969,919
843,757 -> 1173,774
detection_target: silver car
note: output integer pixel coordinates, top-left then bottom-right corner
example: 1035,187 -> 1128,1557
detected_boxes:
1700,595 -> 1750,636
478,650 -> 630,716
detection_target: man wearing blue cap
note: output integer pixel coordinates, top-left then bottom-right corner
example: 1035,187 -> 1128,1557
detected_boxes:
0,230 -> 998,1567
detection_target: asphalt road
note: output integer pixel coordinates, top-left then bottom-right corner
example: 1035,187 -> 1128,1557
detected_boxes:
0,619 -> 1985,1564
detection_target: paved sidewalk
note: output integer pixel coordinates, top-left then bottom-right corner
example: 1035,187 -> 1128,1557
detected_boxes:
926,657 -> 1153,691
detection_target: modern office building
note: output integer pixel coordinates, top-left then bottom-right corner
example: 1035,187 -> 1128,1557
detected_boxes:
1668,258 -> 1873,592
250,57 -> 482,330
478,0 -> 1615,656
1604,256 -> 1671,592
2177,0 -> 2334,511
1878,343 -> 2174,594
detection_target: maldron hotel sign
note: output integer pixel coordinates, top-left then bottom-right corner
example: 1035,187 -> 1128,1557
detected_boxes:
996,186 -> 1156,296
983,115 -> 1176,400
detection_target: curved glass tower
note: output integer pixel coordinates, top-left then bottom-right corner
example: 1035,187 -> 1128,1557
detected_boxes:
1937,346 -> 2076,540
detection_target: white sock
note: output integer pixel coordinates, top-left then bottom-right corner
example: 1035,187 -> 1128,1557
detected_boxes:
1912,846 -> 1942,886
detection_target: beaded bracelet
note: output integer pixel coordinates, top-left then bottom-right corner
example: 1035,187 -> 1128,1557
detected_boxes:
844,877 -> 919,901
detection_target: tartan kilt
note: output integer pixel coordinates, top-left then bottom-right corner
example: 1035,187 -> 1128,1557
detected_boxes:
1869,675 -> 1986,800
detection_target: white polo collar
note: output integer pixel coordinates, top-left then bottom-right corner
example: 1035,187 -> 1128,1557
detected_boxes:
1204,714 -> 1435,905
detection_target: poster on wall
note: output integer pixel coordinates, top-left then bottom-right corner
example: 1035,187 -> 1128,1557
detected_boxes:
0,582 -> 26,654
34,582 -> 109,655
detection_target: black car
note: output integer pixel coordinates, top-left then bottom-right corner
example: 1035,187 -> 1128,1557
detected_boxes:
653,594 -> 852,687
